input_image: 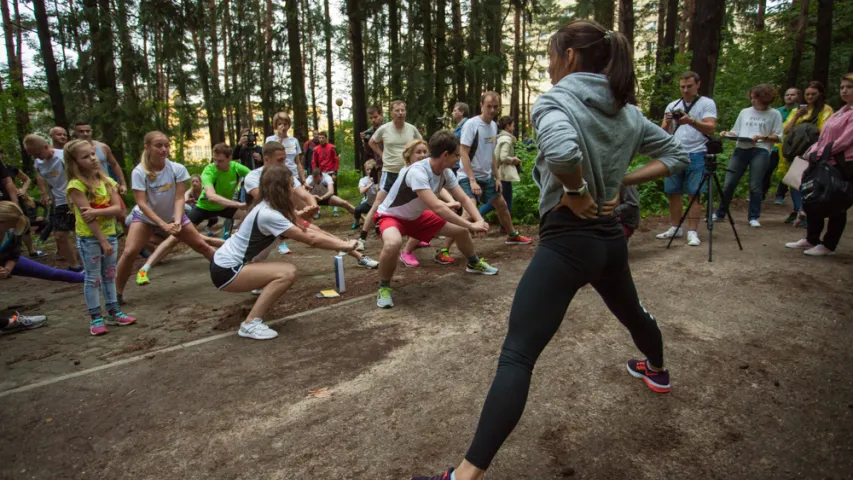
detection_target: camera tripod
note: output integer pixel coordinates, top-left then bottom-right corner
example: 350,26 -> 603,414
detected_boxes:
666,154 -> 744,262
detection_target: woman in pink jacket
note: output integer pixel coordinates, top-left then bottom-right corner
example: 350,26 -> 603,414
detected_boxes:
785,72 -> 853,256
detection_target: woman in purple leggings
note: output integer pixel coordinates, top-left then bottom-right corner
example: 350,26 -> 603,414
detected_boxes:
1,201 -> 83,283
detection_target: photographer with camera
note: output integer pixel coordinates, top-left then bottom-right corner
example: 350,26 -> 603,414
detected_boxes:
361,106 -> 384,164
233,128 -> 262,170
656,71 -> 718,247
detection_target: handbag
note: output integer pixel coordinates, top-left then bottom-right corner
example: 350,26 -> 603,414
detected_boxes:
800,141 -> 853,217
781,156 -> 809,189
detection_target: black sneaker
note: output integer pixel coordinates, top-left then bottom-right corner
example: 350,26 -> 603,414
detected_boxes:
784,212 -> 797,224
627,359 -> 671,393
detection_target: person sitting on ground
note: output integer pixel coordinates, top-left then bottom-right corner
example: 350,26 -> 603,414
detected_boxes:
714,84 -> 783,228
304,168 -> 355,218
0,152 -> 45,258
353,159 -> 380,230
779,80 -> 835,227
784,72 -> 853,257
0,200 -> 83,284
374,130 -> 497,309
209,165 -> 359,340
185,174 -> 218,236
134,143 -> 246,286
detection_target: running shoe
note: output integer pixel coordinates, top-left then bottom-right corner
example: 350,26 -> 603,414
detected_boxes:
238,318 -> 278,340
106,311 -> 137,326
204,228 -> 215,237
351,222 -> 360,230
221,232 -> 231,241
711,213 -> 724,222
655,226 -> 683,239
785,238 -> 814,249
411,467 -> 454,480
333,207 -> 339,217
136,269 -> 150,286
434,248 -> 454,265
399,251 -> 420,268
804,245 -> 835,256
626,359 -> 671,393
466,258 -> 498,275
90,317 -> 108,336
1,312 -> 47,334
278,242 -> 292,255
68,265 -> 84,273
505,231 -> 533,245
784,212 -> 798,224
774,195 -> 784,205
356,239 -> 366,251
416,240 -> 431,248
313,212 -> 321,220
358,256 -> 379,269
29,250 -> 46,258
687,231 -> 701,246
749,219 -> 761,228
376,287 -> 394,309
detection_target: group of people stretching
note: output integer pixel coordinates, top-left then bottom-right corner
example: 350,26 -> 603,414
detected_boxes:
3,18 -> 852,480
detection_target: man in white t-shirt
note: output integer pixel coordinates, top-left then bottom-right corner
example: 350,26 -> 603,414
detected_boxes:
265,113 -> 305,183
23,134 -> 82,271
374,130 -> 497,309
49,126 -> 67,149
355,100 -> 424,249
656,71 -> 719,247
305,169 -> 355,215
438,92 -> 532,264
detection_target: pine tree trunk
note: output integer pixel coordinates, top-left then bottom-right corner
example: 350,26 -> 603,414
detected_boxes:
754,0 -> 765,59
811,0 -> 833,88
450,0 -> 465,103
510,0 -> 521,123
594,0 -> 615,29
116,0 -> 140,165
786,0 -> 809,89
223,0 -> 235,145
388,0 -> 401,100
466,0 -> 481,110
261,0 -> 273,136
434,0 -> 447,120
679,0 -> 693,53
1,0 -> 31,173
32,0 -> 68,129
54,0 -> 69,71
619,0 -> 634,53
93,0 -> 124,162
286,0 -> 309,142
324,0 -> 335,143
519,10 -> 527,138
347,0 -> 367,170
421,0 -> 435,130
304,0 -> 319,129
405,0 -> 418,117
688,0 -> 724,96
648,0 -> 672,120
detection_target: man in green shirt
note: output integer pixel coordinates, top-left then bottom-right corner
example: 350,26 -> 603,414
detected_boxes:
134,143 -> 249,286
766,87 -> 801,200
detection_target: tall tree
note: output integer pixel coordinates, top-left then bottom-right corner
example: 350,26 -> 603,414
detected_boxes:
223,0 -> 235,145
421,0 -> 436,130
1,0 -> 31,173
324,0 -> 335,143
32,0 -> 68,129
347,0 -> 367,169
86,0 -> 125,163
450,0 -> 465,103
679,0 -> 693,53
261,0 -> 274,136
618,0 -> 634,53
303,0 -> 319,129
688,0 -> 724,96
594,0 -> 615,29
786,0 -> 810,89
510,0 -> 523,123
434,0 -> 447,118
466,0 -> 482,110
188,0 -> 225,146
116,0 -> 142,164
811,0 -> 833,88
285,0 -> 309,141
649,0 -> 678,120
388,0 -> 401,100
753,0 -> 765,58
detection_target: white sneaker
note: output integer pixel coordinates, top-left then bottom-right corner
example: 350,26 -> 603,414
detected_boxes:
356,239 -> 365,251
785,238 -> 814,249
804,245 -> 835,256
357,256 -> 379,269
332,207 -> 339,217
656,226 -> 683,239
711,213 -> 724,222
749,219 -> 761,228
251,289 -> 263,295
238,318 -> 278,340
278,242 -> 291,255
687,231 -> 701,246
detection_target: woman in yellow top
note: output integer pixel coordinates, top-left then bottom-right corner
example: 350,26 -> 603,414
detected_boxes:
64,139 -> 137,336
779,81 -> 834,225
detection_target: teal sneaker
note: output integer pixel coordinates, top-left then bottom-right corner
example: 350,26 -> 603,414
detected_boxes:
466,258 -> 498,275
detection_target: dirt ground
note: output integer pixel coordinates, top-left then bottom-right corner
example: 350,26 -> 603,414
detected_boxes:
2,201 -> 852,479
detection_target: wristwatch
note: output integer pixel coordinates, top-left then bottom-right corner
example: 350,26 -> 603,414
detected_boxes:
563,180 -> 588,196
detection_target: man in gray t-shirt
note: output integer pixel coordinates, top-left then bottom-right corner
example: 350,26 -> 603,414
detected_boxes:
656,71 -> 718,247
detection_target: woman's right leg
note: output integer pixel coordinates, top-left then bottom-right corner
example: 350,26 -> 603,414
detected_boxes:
11,256 -> 84,283
461,241 -> 601,471
222,262 -> 297,323
116,222 -> 154,294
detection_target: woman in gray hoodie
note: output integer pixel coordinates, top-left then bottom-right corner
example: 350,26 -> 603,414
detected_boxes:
413,20 -> 689,480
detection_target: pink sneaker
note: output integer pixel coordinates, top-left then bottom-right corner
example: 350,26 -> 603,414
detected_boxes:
785,238 -> 814,249
107,311 -> 137,326
416,240 -> 431,248
804,245 -> 835,256
90,317 -> 108,336
399,251 -> 420,267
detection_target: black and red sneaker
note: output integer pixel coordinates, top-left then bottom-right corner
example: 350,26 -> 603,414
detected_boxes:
627,359 -> 671,393
412,467 -> 454,480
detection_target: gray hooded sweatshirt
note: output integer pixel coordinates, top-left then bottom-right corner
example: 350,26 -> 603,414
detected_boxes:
531,73 -> 688,218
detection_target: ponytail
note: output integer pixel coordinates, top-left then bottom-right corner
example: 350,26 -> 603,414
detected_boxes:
604,30 -> 637,107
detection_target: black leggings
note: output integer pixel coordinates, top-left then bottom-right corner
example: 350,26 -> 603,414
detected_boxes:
353,201 -> 372,222
464,234 -> 664,469
805,206 -> 848,251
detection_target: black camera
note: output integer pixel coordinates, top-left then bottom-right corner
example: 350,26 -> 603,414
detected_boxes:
246,131 -> 258,147
671,109 -> 685,121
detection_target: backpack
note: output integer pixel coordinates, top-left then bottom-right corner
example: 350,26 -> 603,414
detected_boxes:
800,141 -> 853,217
782,117 -> 820,160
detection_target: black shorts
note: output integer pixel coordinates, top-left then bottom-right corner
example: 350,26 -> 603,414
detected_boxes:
187,205 -> 238,225
51,204 -> 76,232
317,197 -> 331,206
380,171 -> 400,192
210,261 -> 243,289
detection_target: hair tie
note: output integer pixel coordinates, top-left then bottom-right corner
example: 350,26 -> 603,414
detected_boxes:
604,30 -> 613,43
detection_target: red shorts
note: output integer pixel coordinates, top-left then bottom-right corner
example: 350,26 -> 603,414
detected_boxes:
375,211 -> 446,242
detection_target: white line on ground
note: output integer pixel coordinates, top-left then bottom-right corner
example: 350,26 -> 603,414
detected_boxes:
0,292 -> 376,398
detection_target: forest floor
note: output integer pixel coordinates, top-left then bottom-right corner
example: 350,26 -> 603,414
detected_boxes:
2,201 -> 852,480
